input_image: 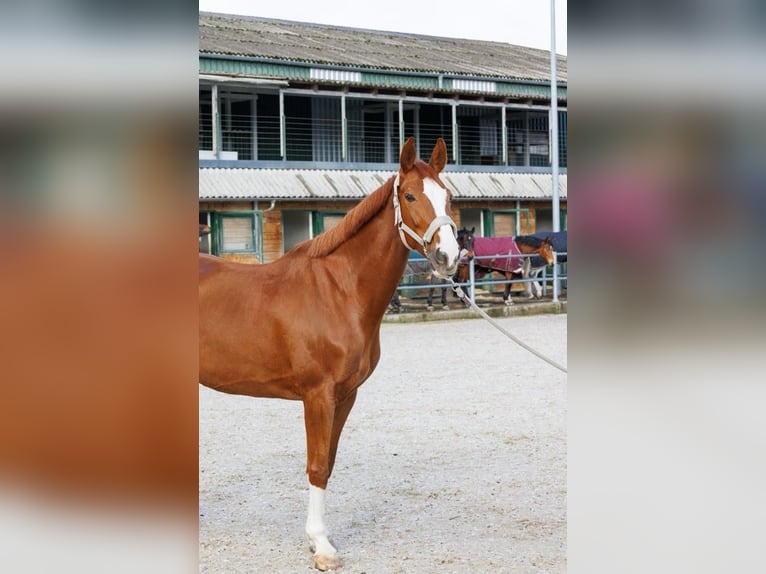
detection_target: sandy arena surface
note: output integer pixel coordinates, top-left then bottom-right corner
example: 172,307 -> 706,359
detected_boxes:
200,314 -> 567,573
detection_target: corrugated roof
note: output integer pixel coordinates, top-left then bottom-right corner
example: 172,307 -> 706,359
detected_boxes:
199,168 -> 567,201
199,13 -> 567,83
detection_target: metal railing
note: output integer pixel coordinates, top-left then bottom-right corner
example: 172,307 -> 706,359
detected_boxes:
394,251 -> 567,306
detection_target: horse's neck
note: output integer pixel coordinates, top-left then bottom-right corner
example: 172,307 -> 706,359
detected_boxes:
341,200 -> 410,313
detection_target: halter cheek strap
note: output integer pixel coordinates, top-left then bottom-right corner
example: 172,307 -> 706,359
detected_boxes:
392,174 -> 457,253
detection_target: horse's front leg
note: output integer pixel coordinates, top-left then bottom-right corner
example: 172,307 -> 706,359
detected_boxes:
529,272 -> 542,299
304,391 -> 340,571
303,388 -> 358,571
504,274 -> 514,306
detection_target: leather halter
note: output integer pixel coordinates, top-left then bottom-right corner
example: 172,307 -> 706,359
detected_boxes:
392,173 -> 457,254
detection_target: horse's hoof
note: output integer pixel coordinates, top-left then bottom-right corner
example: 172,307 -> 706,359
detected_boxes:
313,553 -> 341,571
504,299 -> 513,306
426,305 -> 434,312
442,305 -> 449,310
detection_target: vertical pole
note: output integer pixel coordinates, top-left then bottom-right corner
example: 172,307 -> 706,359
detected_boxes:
451,102 -> 459,164
523,110 -> 530,166
341,93 -> 348,162
398,98 -> 405,151
550,0 -> 560,234
469,258 -> 476,306
212,83 -> 220,159
501,105 -> 508,165
550,0 -> 562,300
252,94 -> 258,160
279,90 -> 286,160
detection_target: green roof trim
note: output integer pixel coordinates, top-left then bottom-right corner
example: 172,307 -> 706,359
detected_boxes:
496,82 -> 567,99
359,72 -> 440,89
199,56 -> 566,100
200,57 -> 310,79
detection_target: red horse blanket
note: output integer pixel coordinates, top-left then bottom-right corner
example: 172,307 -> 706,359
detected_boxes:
473,237 -> 524,273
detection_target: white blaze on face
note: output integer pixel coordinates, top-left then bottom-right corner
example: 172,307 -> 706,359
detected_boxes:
422,178 -> 460,268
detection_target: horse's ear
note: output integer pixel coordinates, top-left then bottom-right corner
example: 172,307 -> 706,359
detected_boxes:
429,138 -> 447,174
400,137 -> 417,171
471,226 -> 475,234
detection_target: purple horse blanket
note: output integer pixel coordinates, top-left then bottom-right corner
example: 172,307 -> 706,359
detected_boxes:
473,236 -> 525,273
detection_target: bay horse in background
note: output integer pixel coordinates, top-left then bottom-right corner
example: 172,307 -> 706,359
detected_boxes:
455,234 -> 554,305
525,230 -> 567,299
199,137 -> 459,571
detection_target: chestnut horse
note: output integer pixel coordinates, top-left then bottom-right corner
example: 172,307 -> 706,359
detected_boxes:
199,137 -> 459,571
455,233 -> 554,305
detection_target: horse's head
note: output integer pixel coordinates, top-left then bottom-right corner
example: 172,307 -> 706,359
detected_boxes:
539,236 -> 555,266
457,226 -> 475,261
515,234 -> 556,267
393,137 -> 460,278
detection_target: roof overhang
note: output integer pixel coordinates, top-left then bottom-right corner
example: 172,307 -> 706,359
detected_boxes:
199,168 -> 567,201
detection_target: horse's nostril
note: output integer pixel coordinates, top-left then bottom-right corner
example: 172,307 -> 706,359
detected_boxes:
436,250 -> 448,266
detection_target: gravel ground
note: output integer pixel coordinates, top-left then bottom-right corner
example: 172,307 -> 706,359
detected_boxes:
200,314 -> 567,574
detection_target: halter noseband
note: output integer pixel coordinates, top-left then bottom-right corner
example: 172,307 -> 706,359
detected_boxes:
392,173 -> 457,254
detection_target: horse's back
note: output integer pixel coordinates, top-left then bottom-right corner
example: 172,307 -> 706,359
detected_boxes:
199,253 -> 225,279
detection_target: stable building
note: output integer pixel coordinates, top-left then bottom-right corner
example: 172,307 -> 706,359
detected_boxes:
199,12 -> 567,263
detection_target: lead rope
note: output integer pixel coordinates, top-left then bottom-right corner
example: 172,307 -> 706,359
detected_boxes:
447,277 -> 567,374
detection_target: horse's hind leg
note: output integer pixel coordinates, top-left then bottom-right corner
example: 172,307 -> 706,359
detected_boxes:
303,388 -> 357,571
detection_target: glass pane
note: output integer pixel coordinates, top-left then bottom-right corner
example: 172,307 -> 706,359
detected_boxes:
321,214 -> 345,231
282,211 -> 311,253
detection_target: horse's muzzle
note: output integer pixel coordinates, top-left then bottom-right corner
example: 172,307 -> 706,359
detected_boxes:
431,249 -> 458,278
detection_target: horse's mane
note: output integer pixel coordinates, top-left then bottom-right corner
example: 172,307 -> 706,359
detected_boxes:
515,235 -> 548,248
308,175 -> 395,258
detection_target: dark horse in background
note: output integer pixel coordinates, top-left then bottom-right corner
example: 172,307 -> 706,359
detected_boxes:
525,230 -> 567,299
455,233 -> 554,305
200,138 -> 459,571
389,227 -> 475,312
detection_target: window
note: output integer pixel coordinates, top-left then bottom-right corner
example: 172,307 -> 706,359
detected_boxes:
199,88 -> 212,152
459,208 -> 483,236
482,209 -> 532,237
312,211 -> 346,236
199,211 -> 262,259
220,215 -> 255,252
282,210 -> 312,253
534,208 -> 567,233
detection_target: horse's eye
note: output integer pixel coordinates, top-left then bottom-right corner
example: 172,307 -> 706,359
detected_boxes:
404,193 -> 415,202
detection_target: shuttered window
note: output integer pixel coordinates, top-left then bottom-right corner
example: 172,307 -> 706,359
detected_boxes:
221,216 -> 254,252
